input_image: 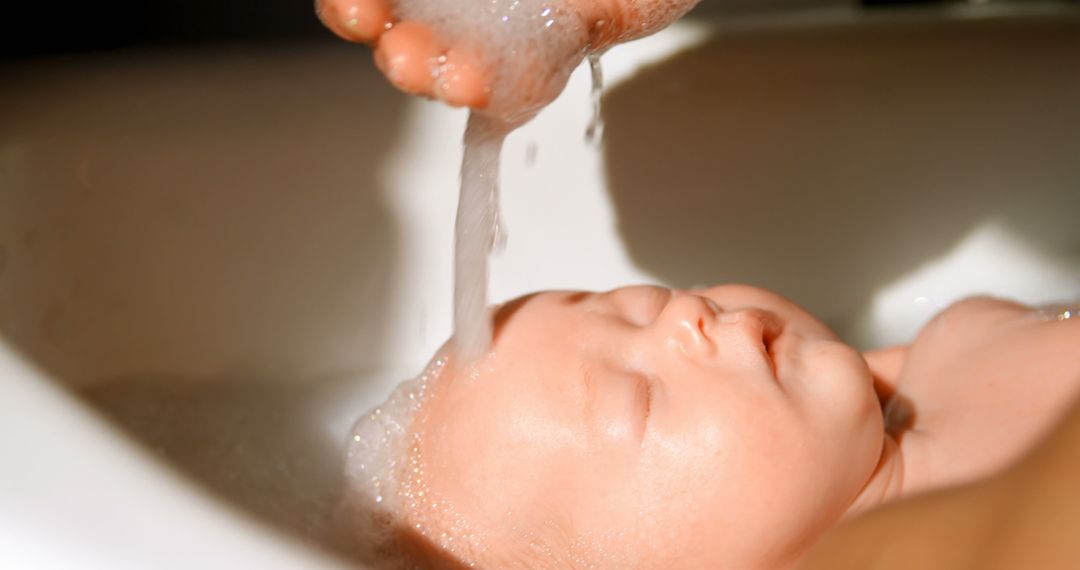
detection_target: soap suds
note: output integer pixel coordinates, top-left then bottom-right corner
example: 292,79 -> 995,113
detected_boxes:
391,0 -> 591,124
340,357 -> 447,567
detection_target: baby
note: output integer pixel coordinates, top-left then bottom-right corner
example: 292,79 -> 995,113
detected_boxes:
338,285 -> 1080,569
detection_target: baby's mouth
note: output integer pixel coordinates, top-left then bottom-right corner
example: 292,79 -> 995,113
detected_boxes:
763,312 -> 784,353
761,312 -> 789,379
715,308 -> 785,374
763,318 -> 783,376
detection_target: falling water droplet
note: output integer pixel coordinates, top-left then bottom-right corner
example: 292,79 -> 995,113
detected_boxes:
585,53 -> 605,145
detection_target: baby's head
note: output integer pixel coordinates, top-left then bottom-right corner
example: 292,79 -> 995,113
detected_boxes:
341,285 -> 885,569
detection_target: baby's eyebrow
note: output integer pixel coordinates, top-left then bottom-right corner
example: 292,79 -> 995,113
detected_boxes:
562,291 -> 591,305
602,286 -> 672,327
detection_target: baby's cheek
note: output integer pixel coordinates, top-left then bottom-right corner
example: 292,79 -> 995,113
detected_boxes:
633,422 -> 809,568
429,421 -> 560,519
793,340 -> 883,498
794,341 -> 876,425
610,444 -> 720,561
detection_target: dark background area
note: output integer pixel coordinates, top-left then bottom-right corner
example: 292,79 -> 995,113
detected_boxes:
1,0 -> 332,58
2,0 -> 1035,59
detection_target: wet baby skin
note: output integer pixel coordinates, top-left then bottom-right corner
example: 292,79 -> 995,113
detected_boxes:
411,285 -> 884,568
345,286 -> 1080,569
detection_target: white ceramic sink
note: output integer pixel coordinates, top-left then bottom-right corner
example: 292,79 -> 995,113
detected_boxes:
1,4 -> 1078,568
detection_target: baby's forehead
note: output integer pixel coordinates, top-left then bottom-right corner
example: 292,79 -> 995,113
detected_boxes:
501,290 -> 591,315
491,292 -> 592,342
413,367 -> 589,535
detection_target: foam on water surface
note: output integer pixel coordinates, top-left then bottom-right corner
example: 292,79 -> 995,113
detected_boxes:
341,357 -> 449,567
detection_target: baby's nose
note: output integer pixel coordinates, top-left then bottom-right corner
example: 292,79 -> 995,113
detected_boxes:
653,293 -> 722,354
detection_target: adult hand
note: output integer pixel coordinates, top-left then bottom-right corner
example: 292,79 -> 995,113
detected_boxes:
315,0 -> 701,112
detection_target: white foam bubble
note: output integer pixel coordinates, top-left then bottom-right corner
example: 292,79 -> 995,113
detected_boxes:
340,357 -> 445,567
340,354 -> 498,567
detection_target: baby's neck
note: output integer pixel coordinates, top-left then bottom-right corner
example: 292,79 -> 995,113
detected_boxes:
841,345 -> 906,515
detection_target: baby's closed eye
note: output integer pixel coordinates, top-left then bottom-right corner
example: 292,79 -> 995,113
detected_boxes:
607,286 -> 672,327
582,364 -> 653,446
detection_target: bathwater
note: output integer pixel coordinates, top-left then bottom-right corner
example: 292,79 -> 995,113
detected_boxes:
388,0 -> 600,360
585,53 -> 605,144
453,113 -> 511,362
452,47 -> 604,359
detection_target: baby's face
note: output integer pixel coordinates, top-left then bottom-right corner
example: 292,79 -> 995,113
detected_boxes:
413,285 -> 883,568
